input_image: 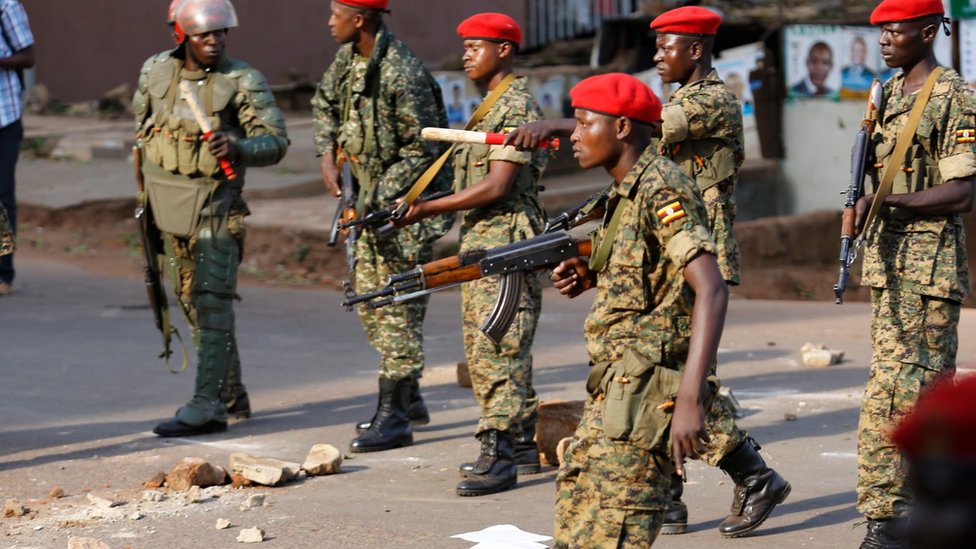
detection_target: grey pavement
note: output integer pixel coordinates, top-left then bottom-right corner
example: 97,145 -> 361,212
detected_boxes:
2,254 -> 974,547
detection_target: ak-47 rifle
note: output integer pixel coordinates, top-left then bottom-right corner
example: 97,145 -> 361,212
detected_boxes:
327,158 -> 358,272
338,189 -> 453,234
134,145 -> 187,371
340,187 -> 608,344
834,79 -> 883,304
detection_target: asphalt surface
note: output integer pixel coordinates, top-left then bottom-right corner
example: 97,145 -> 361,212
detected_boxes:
1,255 -> 975,548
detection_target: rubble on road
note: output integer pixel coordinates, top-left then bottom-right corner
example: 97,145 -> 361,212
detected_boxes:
167,457 -> 229,491
800,342 -> 845,367
302,444 -> 343,476
230,453 -> 301,486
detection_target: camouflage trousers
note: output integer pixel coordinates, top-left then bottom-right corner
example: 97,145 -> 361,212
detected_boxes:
462,270 -> 541,435
167,206 -> 248,403
354,224 -> 433,381
554,395 -> 670,548
857,288 -> 959,519
0,202 -> 13,257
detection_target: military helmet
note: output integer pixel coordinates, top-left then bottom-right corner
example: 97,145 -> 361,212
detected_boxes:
168,0 -> 189,44
175,0 -> 239,39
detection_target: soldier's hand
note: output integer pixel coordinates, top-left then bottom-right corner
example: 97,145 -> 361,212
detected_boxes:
392,201 -> 427,228
503,120 -> 554,150
207,131 -> 239,163
854,193 -> 874,235
321,153 -> 341,197
671,396 -> 709,477
552,257 -> 594,298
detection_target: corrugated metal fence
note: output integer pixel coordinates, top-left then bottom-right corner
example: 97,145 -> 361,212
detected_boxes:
526,0 -> 641,49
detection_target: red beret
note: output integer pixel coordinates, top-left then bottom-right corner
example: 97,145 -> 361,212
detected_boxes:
892,375 -> 976,460
651,6 -> 722,36
457,13 -> 522,47
870,0 -> 944,25
570,73 -> 662,124
335,0 -> 389,11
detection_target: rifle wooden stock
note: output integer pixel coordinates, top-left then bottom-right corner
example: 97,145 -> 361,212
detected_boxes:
423,239 -> 592,289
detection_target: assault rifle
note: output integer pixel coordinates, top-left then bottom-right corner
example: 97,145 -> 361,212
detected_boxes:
342,230 -> 592,344
133,145 -> 187,372
834,79 -> 883,304
340,188 -> 608,344
339,189 -> 453,234
327,159 -> 358,272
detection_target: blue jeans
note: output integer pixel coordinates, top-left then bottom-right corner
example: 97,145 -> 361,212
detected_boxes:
0,118 -> 22,284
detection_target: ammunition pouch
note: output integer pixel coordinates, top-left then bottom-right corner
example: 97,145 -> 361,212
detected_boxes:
586,348 -> 684,451
143,162 -> 218,238
673,140 -> 736,192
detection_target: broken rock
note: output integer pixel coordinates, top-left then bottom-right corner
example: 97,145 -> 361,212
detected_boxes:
537,400 -> 584,466
86,493 -> 123,509
241,494 -> 265,510
230,453 -> 300,486
3,499 -> 28,518
143,471 -> 168,489
302,444 -> 343,476
167,457 -> 229,491
801,342 -> 844,368
216,518 -> 233,530
237,527 -> 265,543
67,537 -> 111,549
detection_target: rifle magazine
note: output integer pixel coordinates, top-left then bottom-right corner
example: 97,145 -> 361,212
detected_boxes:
480,272 -> 524,346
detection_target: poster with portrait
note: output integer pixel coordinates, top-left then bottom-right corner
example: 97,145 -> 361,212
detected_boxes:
786,24 -> 953,101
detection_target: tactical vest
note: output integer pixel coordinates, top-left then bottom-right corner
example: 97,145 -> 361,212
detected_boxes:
668,139 -> 737,192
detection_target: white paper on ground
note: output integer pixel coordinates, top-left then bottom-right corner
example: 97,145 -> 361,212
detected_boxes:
451,524 -> 553,547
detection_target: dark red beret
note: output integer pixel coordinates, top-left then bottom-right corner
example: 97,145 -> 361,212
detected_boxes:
457,13 -> 522,47
570,73 -> 662,124
893,375 -> 976,460
335,0 -> 389,11
870,0 -> 944,25
651,6 -> 722,36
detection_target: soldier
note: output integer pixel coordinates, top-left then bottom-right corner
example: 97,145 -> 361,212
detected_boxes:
650,6 -> 789,536
853,0 -> 976,546
135,0 -> 289,437
507,6 -> 790,537
549,72 -> 728,547
392,13 -> 547,496
312,0 -> 452,453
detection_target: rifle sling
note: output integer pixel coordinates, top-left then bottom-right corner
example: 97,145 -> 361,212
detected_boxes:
588,196 -> 631,272
859,67 -> 943,244
401,73 -> 518,206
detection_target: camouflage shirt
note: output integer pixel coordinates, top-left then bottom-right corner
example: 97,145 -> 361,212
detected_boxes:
0,202 -> 13,257
863,68 -> 976,303
659,69 -> 744,285
584,146 -> 717,365
456,77 -> 547,251
312,24 -> 451,212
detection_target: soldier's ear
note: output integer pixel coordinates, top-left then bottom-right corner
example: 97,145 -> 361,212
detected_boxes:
615,117 -> 633,140
498,41 -> 515,60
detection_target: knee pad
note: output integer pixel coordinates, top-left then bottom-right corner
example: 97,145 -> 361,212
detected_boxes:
196,291 -> 234,332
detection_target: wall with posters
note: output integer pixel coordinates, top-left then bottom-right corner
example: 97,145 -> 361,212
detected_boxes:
780,24 -> 955,214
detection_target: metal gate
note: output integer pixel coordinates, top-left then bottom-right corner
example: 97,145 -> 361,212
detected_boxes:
525,0 -> 641,49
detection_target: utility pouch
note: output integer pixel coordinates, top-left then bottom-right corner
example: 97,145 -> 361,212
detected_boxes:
144,163 -> 217,238
176,118 -> 202,176
594,348 -> 684,451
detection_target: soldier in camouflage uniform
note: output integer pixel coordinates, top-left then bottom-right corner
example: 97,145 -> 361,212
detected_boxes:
651,6 -> 790,536
136,0 -> 289,437
853,1 -> 976,546
394,13 -> 547,496
0,203 -> 12,257
549,73 -> 728,548
312,0 -> 452,453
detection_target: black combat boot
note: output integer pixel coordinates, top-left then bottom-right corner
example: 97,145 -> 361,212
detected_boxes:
660,473 -> 689,535
459,415 -> 541,476
349,377 -> 413,453
224,390 -> 251,420
717,438 -> 791,537
456,430 -> 517,496
355,378 -> 429,434
860,518 -> 908,549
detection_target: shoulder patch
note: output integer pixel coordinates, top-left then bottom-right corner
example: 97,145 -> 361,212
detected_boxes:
957,129 -> 976,143
656,200 -> 686,225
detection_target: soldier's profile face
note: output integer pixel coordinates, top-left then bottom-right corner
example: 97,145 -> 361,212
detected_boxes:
879,21 -> 931,69
654,34 -> 697,84
329,1 -> 359,44
462,39 -> 504,83
571,109 -> 618,170
186,29 -> 227,68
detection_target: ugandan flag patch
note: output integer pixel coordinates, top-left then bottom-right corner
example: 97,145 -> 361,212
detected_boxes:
957,129 -> 976,143
656,201 -> 686,225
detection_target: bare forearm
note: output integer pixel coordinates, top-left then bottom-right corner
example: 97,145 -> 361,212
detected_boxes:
0,46 -> 33,70
678,257 -> 728,403
885,178 -> 976,215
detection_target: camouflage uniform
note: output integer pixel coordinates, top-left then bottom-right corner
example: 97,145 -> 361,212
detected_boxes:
134,49 -> 288,424
312,24 -> 451,382
857,68 -> 975,520
554,146 -> 718,548
0,202 -> 12,256
659,69 -> 746,465
455,77 -> 547,435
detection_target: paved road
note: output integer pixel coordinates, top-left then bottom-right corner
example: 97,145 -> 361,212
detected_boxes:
1,256 -> 974,548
